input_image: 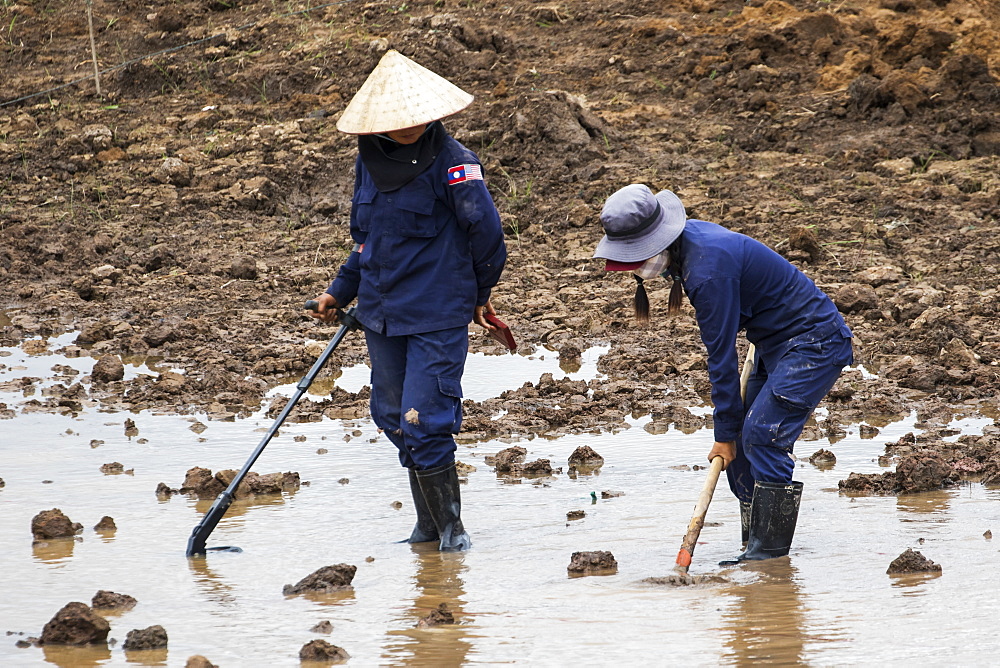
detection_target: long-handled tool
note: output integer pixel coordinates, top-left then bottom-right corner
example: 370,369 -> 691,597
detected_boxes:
185,302 -> 359,556
669,343 -> 756,583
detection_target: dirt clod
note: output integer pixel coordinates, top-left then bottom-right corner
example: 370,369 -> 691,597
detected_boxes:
299,639 -> 350,662
568,445 -> 604,470
122,625 -> 168,650
93,516 -> 117,532
283,564 -> 357,595
31,508 -> 83,540
174,466 -> 301,500
417,603 -> 456,628
887,548 -> 942,574
40,602 -> 110,645
493,446 -> 527,474
91,355 -> 125,383
92,590 -> 137,611
809,449 -> 837,466
311,620 -> 333,634
567,550 -> 618,576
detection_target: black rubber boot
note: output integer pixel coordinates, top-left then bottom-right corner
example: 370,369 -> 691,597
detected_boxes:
403,468 -> 439,543
739,500 -> 752,548
720,481 -> 802,565
415,462 -> 471,552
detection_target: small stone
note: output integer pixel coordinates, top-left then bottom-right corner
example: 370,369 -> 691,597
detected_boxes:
601,490 -> 625,499
567,510 -> 586,521
985,530 -> 992,540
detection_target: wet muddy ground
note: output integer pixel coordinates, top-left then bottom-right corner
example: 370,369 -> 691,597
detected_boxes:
3,338 -> 1000,665
3,0 -> 1000,664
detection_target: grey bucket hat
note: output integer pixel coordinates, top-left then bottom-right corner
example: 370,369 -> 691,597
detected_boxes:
593,184 -> 687,263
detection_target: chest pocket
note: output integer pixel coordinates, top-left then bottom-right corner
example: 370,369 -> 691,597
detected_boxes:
393,192 -> 442,238
352,186 -> 377,233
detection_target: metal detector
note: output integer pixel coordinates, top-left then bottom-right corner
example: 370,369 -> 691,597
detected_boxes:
185,302 -> 359,556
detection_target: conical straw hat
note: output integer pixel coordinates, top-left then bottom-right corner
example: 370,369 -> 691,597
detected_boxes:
336,50 -> 474,134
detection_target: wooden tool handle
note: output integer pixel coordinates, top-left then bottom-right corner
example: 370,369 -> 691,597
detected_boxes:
674,456 -> 725,573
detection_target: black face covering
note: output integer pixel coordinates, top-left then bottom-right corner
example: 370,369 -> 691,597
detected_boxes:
357,121 -> 447,192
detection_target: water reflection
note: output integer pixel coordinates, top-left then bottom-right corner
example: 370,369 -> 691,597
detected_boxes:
187,555 -> 239,607
382,545 -> 470,666
41,643 -> 111,667
300,588 -> 358,608
191,490 -> 294,520
720,560 -> 809,666
888,570 -> 943,593
123,647 -> 168,666
32,538 -> 77,564
895,489 -> 952,522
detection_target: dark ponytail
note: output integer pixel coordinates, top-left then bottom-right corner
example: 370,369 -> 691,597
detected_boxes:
634,275 -> 650,323
666,245 -> 683,316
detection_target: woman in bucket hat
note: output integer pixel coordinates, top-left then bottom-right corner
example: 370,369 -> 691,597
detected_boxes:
310,50 -> 507,551
594,184 -> 853,563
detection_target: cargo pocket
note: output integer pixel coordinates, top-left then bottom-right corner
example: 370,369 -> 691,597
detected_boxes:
744,389 -> 814,450
432,375 -> 464,435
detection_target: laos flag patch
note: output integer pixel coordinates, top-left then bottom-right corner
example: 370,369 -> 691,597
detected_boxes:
447,164 -> 483,185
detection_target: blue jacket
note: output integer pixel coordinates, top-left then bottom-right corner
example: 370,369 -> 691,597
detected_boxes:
327,136 -> 507,336
676,219 -> 852,442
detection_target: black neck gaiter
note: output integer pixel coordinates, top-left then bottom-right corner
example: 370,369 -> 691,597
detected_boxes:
357,121 -> 447,193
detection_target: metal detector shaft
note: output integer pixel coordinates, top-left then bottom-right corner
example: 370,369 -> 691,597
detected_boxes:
185,304 -> 359,556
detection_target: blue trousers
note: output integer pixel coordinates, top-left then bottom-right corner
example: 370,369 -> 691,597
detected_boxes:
364,325 -> 467,470
726,334 -> 853,503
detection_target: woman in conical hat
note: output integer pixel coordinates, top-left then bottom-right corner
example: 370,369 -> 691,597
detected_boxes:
594,184 -> 853,565
310,50 -> 507,552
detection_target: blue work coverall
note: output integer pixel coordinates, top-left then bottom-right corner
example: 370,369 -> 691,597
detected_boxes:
676,219 -> 853,502
326,136 -> 507,470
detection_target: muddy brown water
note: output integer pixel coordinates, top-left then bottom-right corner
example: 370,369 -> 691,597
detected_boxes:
3,338 -> 999,666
